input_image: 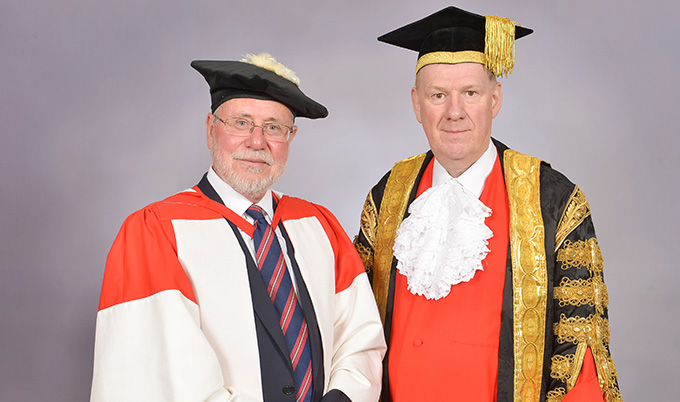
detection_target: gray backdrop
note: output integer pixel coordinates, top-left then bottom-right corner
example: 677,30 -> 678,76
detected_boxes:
2,0 -> 677,400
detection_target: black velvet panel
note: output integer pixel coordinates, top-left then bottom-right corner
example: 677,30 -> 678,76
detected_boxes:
419,27 -> 485,58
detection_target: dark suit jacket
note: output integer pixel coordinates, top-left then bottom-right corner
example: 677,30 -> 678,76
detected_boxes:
198,177 -> 350,402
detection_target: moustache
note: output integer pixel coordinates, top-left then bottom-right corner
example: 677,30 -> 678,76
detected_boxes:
232,150 -> 274,166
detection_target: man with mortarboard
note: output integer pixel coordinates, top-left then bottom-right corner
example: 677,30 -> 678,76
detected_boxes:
90,53 -> 386,402
353,6 -> 621,402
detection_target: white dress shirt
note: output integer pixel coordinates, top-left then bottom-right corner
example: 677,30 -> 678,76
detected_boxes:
432,139 -> 497,199
206,167 -> 300,292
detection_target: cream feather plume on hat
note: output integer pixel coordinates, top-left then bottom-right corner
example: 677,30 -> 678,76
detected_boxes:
241,53 -> 301,86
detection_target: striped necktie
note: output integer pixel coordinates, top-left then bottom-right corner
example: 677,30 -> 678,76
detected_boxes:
246,205 -> 312,402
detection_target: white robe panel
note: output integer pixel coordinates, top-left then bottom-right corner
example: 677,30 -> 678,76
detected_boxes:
91,290 -> 237,402
328,277 -> 385,402
173,218 -> 262,402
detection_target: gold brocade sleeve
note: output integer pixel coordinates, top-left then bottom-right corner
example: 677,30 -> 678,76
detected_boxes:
504,151 -> 621,402
547,188 -> 622,402
555,186 -> 591,251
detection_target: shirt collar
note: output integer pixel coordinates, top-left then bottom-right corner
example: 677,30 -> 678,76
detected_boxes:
432,140 -> 497,198
206,167 -> 274,221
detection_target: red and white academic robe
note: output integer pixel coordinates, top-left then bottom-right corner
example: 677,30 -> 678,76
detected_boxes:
90,176 -> 386,402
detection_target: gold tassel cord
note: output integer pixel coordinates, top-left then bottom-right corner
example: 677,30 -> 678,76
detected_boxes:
483,15 -> 517,78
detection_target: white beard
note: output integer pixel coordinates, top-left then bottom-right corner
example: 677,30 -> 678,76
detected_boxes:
211,140 -> 285,202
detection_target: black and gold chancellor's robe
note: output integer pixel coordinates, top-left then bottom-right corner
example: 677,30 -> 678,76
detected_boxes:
353,139 -> 621,402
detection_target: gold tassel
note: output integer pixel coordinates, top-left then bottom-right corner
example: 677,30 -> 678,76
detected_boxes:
483,15 -> 517,77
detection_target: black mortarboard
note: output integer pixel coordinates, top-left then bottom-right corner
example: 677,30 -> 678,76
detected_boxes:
191,53 -> 328,119
378,6 -> 533,77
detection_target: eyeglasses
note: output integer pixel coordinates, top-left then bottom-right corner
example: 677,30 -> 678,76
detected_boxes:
213,115 -> 293,142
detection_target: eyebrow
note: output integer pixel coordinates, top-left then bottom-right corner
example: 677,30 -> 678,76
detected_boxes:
232,113 -> 291,125
421,83 -> 448,92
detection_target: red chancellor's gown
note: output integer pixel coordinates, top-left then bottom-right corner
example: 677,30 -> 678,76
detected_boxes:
387,157 -> 604,402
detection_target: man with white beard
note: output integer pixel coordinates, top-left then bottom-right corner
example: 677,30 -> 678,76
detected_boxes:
90,53 -> 386,402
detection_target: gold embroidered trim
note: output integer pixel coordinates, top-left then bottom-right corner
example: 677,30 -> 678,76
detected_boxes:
546,387 -> 567,402
550,353 -> 575,382
358,191 -> 378,250
569,342 -> 588,390
353,239 -> 374,274
354,191 -> 377,273
551,188 -> 621,401
554,314 -> 610,346
504,149 -> 547,402
553,314 -> 621,402
604,387 -> 623,402
554,276 -> 609,315
373,153 -> 427,324
557,238 -> 604,276
599,354 -> 623,402
554,277 -> 594,306
555,186 -> 590,251
416,51 -> 486,74
549,345 -> 587,392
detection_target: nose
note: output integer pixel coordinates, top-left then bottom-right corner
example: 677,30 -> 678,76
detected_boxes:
445,97 -> 466,120
244,126 -> 267,149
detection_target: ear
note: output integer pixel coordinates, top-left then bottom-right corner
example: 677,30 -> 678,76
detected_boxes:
206,113 -> 214,150
491,82 -> 503,118
411,86 -> 423,123
288,125 -> 298,143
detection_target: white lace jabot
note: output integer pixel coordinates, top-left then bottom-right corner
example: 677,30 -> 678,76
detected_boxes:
393,144 -> 496,300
